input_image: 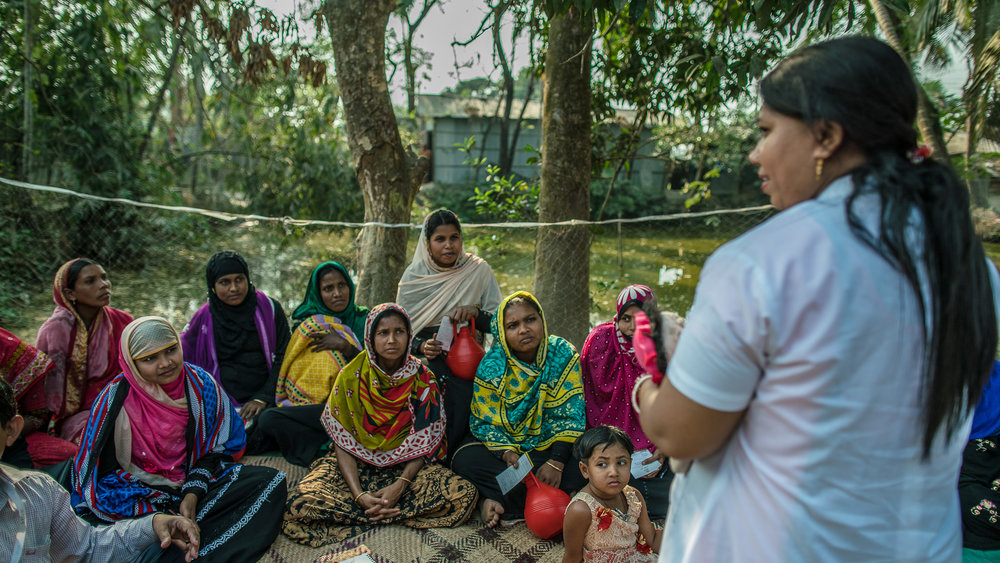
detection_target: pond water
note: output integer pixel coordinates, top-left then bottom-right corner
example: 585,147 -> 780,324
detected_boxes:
8,224 -> 998,345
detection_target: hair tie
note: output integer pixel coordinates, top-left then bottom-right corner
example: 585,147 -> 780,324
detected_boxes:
632,310 -> 663,384
910,145 -> 931,164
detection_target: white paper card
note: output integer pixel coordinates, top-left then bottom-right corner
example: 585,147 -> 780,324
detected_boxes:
340,554 -> 377,563
496,453 -> 533,495
631,450 -> 661,478
437,316 -> 455,351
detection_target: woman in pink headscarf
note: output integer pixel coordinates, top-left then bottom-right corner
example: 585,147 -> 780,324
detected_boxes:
580,285 -> 675,517
35,258 -> 133,444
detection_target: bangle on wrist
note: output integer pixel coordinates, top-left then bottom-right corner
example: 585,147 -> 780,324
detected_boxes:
398,476 -> 413,485
354,491 -> 369,505
544,460 -> 563,472
631,374 -> 654,414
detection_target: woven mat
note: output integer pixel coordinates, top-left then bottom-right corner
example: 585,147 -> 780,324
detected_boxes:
243,455 -> 567,563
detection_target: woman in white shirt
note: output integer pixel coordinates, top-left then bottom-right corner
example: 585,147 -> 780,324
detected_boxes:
634,36 -> 999,561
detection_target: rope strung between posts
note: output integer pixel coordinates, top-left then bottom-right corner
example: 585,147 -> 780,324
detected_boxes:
0,175 -> 773,229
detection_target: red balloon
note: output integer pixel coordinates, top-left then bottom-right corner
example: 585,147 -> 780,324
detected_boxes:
446,324 -> 485,381
523,471 -> 570,539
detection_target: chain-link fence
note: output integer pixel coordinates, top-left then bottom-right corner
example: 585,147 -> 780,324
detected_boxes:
1,178 -> 775,345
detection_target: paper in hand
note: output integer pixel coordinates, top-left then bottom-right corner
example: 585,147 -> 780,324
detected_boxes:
438,316 -> 455,351
496,453 -> 533,495
631,449 -> 662,478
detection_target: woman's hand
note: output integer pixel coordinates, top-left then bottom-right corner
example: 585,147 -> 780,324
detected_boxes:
449,306 -> 479,325
364,482 -> 406,521
501,450 -> 520,468
239,399 -> 266,421
308,331 -> 350,353
641,449 -> 669,479
421,335 -> 443,360
537,461 -> 563,488
179,493 -> 198,522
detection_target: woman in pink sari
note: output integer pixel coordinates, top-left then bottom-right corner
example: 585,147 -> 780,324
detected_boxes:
580,285 -> 673,517
35,258 -> 133,444
0,327 -> 78,467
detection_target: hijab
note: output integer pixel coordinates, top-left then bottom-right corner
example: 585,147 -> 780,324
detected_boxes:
322,303 -> 444,466
118,317 -> 188,484
206,250 -> 259,357
396,211 -> 502,334
581,285 -> 657,449
38,258 -> 132,425
469,291 -> 585,454
291,261 -> 368,338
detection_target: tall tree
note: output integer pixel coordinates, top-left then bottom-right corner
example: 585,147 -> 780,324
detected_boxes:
322,0 -> 428,306
533,5 -> 593,347
392,0 -> 439,114
868,0 -> 952,171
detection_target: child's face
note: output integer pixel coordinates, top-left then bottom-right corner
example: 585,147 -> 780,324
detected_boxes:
579,442 -> 631,498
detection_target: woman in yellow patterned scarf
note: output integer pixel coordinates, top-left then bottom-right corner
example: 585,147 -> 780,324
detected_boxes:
282,303 -> 478,545
452,291 -> 586,528
276,261 -> 367,406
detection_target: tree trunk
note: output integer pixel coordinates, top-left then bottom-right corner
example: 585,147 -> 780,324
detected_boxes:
22,0 -> 32,181
533,8 -> 593,348
494,6 -> 515,176
867,0 -> 951,171
323,0 -> 426,306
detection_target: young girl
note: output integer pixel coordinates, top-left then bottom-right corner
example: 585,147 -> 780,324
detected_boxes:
563,425 -> 659,562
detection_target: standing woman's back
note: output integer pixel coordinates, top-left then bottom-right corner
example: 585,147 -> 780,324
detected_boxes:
636,36 -> 1000,562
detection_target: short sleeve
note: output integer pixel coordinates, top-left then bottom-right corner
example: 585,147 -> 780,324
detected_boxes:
667,248 -> 771,412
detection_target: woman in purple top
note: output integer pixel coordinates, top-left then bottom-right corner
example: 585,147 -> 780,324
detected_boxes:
580,285 -> 673,517
181,250 -> 290,429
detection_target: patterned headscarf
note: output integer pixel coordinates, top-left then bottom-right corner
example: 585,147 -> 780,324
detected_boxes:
118,317 -> 188,484
580,285 -> 658,450
321,303 -> 445,466
470,291 -> 585,454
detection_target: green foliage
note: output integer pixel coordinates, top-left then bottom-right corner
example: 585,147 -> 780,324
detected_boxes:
469,165 -> 540,221
453,136 -> 539,222
213,73 -> 363,221
682,168 -> 720,209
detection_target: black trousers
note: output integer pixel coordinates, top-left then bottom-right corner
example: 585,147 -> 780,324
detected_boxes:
426,355 -> 474,463
253,403 -> 328,466
451,440 -> 586,520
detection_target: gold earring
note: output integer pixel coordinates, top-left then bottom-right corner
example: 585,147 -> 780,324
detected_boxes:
815,158 -> 824,180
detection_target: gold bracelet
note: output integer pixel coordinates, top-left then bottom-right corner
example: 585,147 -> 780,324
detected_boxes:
398,476 -> 413,485
354,491 -> 369,505
545,460 -> 563,472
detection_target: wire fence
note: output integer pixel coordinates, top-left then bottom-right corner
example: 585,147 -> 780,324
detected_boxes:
1,177 -> 775,345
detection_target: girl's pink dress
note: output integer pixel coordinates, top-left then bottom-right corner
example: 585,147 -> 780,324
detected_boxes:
567,485 -> 657,562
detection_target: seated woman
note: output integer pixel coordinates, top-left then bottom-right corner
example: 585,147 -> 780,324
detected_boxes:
282,304 -> 478,546
181,250 -> 290,433
580,285 -> 676,518
36,258 -> 133,444
960,361 -> 1000,560
452,291 -> 587,528
71,316 -> 287,562
257,261 -> 366,465
0,328 -> 78,468
396,209 -> 502,456
276,261 -> 366,406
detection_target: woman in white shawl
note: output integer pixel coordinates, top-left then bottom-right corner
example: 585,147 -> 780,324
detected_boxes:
396,209 -> 501,461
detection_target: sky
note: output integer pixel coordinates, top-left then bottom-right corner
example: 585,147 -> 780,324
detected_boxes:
256,0 -> 531,96
256,1 -> 968,98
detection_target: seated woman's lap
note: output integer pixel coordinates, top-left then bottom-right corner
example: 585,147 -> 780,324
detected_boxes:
451,441 -> 585,519
253,404 -> 328,466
